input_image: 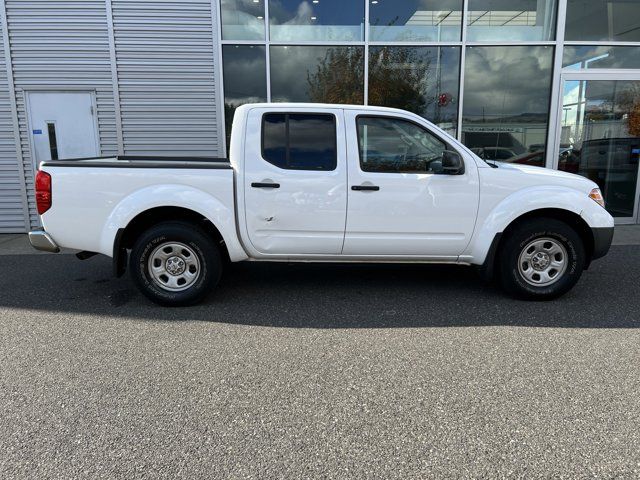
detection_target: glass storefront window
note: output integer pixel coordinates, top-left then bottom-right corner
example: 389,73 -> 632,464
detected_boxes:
269,0 -> 364,41
368,46 -> 460,135
467,0 -> 556,41
369,0 -> 462,42
563,46 -> 640,70
222,45 -> 267,141
559,80 -> 640,217
270,46 -> 364,103
221,0 -> 265,40
565,0 -> 640,42
461,46 -> 554,167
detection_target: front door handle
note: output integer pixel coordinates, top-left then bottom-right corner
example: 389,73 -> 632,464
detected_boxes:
251,182 -> 280,189
351,185 -> 380,191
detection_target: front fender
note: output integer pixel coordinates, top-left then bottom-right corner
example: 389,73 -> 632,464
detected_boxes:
465,185 -> 613,265
98,184 -> 248,262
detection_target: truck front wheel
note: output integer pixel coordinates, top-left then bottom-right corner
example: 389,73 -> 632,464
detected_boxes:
498,218 -> 585,300
130,221 -> 221,306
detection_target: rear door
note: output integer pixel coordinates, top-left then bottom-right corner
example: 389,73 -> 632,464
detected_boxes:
243,107 -> 347,255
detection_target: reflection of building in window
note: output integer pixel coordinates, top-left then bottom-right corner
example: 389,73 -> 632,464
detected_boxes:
468,10 -> 537,26
405,10 -> 461,26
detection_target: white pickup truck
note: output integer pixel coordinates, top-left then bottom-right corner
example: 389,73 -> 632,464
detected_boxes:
30,103 -> 614,306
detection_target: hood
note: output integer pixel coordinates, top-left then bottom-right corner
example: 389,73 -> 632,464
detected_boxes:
490,161 -> 598,193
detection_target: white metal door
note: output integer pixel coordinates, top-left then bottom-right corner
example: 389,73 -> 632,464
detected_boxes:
243,107 -> 348,255
552,71 -> 640,224
27,92 -> 99,168
343,110 -> 480,258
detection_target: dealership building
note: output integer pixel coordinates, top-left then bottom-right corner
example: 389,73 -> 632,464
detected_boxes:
0,0 -> 639,233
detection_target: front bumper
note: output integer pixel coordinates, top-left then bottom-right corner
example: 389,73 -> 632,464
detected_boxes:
591,226 -> 614,261
28,228 -> 60,253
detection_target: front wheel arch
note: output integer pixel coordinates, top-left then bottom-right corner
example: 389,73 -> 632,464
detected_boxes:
481,208 -> 594,282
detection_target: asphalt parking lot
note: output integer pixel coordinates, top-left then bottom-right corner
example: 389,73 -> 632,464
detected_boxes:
1,245 -> 640,478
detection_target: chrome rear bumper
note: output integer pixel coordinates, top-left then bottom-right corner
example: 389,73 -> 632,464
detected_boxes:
28,229 -> 60,253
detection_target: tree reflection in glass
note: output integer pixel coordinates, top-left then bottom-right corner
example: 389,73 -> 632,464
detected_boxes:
368,46 -> 460,135
270,46 -> 364,104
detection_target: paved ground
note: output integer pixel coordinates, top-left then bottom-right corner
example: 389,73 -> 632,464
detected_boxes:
1,245 -> 640,478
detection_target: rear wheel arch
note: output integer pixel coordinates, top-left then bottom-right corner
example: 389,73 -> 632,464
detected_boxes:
113,206 -> 229,277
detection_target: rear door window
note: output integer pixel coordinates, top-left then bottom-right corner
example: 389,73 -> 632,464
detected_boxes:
262,113 -> 337,171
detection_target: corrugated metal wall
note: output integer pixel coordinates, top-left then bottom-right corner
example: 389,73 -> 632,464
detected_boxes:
0,0 -> 223,232
0,15 -> 26,233
4,0 -> 117,228
112,0 -> 220,156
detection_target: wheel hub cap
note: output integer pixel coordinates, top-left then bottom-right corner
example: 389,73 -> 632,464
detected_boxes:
165,256 -> 186,276
531,252 -> 550,271
147,242 -> 200,292
517,237 -> 568,287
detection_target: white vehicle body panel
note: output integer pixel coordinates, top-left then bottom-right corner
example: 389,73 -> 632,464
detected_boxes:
37,103 -> 614,269
242,106 -> 348,255
40,164 -> 247,262
342,108 -> 479,258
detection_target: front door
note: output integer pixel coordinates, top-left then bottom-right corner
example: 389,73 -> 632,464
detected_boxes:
555,72 -> 640,223
243,107 -> 348,255
27,91 -> 99,169
342,111 -> 479,257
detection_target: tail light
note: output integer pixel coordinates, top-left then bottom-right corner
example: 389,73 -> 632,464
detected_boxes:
35,170 -> 52,215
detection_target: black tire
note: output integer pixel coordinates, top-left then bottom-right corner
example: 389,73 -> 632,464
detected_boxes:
498,218 -> 585,300
129,221 -> 221,306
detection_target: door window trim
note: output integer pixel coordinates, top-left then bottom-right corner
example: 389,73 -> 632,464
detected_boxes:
355,114 -> 457,174
260,112 -> 338,171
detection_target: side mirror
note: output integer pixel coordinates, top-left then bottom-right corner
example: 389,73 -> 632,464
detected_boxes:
441,150 -> 464,175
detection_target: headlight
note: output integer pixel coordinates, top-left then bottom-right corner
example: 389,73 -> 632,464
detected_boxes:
588,188 -> 605,208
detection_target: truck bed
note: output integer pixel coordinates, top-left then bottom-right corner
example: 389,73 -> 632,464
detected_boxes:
39,155 -> 237,257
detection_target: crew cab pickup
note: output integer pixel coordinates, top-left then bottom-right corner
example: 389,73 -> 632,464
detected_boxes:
30,103 -> 614,306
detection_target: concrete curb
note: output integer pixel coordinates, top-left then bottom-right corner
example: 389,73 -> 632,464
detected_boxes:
0,234 -> 77,255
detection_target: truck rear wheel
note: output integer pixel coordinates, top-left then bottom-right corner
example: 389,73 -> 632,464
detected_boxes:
498,218 -> 585,300
130,221 -> 221,306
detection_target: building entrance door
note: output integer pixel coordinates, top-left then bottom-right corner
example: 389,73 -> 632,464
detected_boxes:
554,71 -> 640,224
26,91 -> 99,170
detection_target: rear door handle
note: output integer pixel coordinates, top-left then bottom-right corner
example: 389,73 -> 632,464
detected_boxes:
251,182 -> 280,189
351,185 -> 380,191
